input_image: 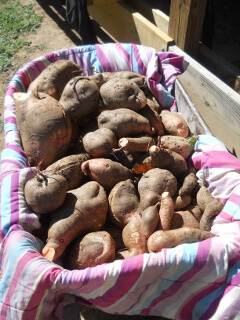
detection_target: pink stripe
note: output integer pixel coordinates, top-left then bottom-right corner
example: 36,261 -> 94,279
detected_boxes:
228,192 -> 240,206
88,254 -> 144,308
5,86 -> 17,97
96,46 -> 112,72
132,44 -> 147,74
22,266 -> 62,320
4,117 -> 16,124
141,240 -> 212,315
217,210 -> 234,222
115,43 -> 133,70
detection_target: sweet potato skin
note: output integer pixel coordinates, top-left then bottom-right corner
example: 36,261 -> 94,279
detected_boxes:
138,168 -> 178,210
65,231 -> 116,270
147,227 -> 215,253
98,108 -> 153,138
27,59 -> 83,100
45,153 -> 91,190
100,78 -> 147,111
82,128 -> 117,158
42,181 -> 108,261
24,173 -> 68,214
14,90 -> 72,169
108,179 -> 140,228
81,158 -> 134,191
161,110 -> 189,138
158,135 -> 194,159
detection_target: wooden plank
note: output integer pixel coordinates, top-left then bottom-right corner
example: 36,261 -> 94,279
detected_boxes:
169,45 -> 240,158
88,1 -> 174,51
123,0 -> 169,33
168,0 -> 207,57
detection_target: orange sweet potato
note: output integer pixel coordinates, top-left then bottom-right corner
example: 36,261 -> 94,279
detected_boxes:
147,227 -> 215,253
158,191 -> 174,231
161,110 -> 189,138
170,210 -> 200,229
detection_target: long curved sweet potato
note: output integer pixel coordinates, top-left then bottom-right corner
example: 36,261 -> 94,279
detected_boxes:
41,181 -> 108,261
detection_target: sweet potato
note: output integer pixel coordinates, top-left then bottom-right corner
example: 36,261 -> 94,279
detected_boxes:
14,89 -> 72,169
98,108 -> 154,139
147,227 -> 215,253
108,179 -> 140,228
59,75 -> 101,122
132,145 -> 188,176
158,135 -> 194,159
158,192 -> 174,231
81,158 -> 134,191
173,195 -> 192,210
197,185 -> 225,231
118,136 -> 155,153
138,168 -> 178,210
139,103 -> 164,136
27,59 -> 83,100
103,222 -> 125,251
42,181 -> 108,261
100,78 -> 147,111
170,210 -> 200,229
44,153 -> 91,190
82,128 -> 117,158
161,110 -> 189,138
24,173 -> 68,214
111,148 -> 139,169
65,231 -> 116,270
122,204 -> 159,257
178,172 -> 198,197
101,71 -> 147,88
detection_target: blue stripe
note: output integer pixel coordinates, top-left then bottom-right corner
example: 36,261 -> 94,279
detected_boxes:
1,148 -> 27,167
4,122 -> 18,134
222,200 -> 240,219
9,75 -> 26,92
195,135 -> 224,150
1,175 -> 12,236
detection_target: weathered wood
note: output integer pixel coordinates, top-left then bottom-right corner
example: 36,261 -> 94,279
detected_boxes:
168,0 -> 207,57
88,1 -> 174,51
123,0 -> 169,33
86,0 -> 116,5
170,45 -> 240,158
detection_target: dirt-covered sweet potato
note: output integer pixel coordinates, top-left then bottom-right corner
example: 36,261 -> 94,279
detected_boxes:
41,181 -> 108,261
98,108 -> 154,139
161,110 -> 189,138
44,153 -> 91,190
139,103 -> 164,136
158,135 -> 194,159
14,89 -> 72,169
59,75 -> 101,122
147,227 -> 215,253
24,173 -> 68,214
197,185 -> 225,231
132,145 -> 188,176
82,128 -> 117,158
122,204 -> 159,257
170,210 -> 200,229
100,78 -> 147,111
27,59 -> 83,100
65,231 -> 116,270
138,168 -> 178,210
118,136 -> 155,153
108,179 -> 140,228
101,71 -> 147,88
81,158 -> 134,191
173,195 -> 192,210
158,192 -> 174,231
178,172 -> 198,197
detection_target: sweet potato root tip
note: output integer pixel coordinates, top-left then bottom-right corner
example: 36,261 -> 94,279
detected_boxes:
42,247 -> 56,261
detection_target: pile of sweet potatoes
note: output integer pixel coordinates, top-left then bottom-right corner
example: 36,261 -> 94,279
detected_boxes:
15,60 -> 224,269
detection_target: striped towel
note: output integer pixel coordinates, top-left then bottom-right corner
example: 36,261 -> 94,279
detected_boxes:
1,43 -> 240,320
